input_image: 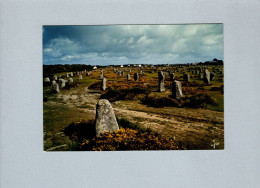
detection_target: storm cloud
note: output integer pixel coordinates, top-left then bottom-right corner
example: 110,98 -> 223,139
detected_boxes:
43,24 -> 223,65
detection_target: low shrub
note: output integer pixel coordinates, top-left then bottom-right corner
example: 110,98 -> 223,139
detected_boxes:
182,81 -> 205,87
210,85 -> 224,94
141,95 -> 181,108
182,87 -> 199,95
101,88 -> 151,102
182,94 -> 217,108
88,81 -> 101,90
141,93 -> 217,109
80,128 -> 185,151
63,119 -> 96,142
197,87 -> 206,91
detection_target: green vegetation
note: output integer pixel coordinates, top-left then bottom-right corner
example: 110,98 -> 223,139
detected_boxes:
80,128 -> 185,151
141,93 -> 218,109
117,117 -> 152,133
48,118 -> 180,151
43,64 -> 93,77
100,88 -> 151,102
43,64 -> 224,151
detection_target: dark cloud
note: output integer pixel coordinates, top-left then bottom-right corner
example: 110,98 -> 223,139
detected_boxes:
43,24 -> 223,65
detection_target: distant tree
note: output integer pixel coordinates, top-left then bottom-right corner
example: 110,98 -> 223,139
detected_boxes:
213,58 -> 218,61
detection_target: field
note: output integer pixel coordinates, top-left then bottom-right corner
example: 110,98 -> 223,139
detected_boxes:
43,64 -> 224,151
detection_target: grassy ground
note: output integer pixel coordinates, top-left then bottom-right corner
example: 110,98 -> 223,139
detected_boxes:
43,65 -> 224,151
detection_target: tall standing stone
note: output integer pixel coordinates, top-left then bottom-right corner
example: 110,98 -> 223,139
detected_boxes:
210,72 -> 216,81
172,81 -> 183,99
95,99 -> 119,136
70,72 -> 73,77
68,78 -> 73,84
59,79 -> 66,88
99,72 -> 104,80
203,70 -> 211,85
134,73 -> 139,81
184,73 -> 190,82
52,80 -> 56,88
158,71 -> 165,92
79,75 -> 83,80
53,75 -> 58,81
67,73 -> 70,78
100,78 -> 106,91
170,73 -> 175,81
53,83 -> 59,93
199,73 -> 204,79
127,73 -> 131,81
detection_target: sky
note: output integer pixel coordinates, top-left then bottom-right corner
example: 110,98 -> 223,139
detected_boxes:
43,24 -> 223,65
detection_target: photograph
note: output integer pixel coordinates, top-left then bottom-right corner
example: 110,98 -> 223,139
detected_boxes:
2,0 -> 260,187
43,24 -> 224,151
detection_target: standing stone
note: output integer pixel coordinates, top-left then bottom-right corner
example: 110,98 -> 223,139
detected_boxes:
68,78 -> 73,84
99,72 -> 104,80
100,78 -> 106,91
158,71 -> 165,92
127,73 -> 131,81
120,71 -> 124,76
44,77 -> 50,82
172,81 -> 183,99
134,73 -> 139,81
95,99 -> 119,136
184,73 -> 190,82
52,80 -> 56,88
70,72 -> 73,77
203,70 -> 211,85
199,73 -> 204,79
66,73 -> 70,78
170,73 -> 175,81
210,72 -> 216,81
79,75 -> 83,80
53,83 -> 59,93
53,75 -> 58,81
59,79 -> 66,88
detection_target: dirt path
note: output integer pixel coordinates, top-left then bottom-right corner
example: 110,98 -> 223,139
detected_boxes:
53,87 -> 224,149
